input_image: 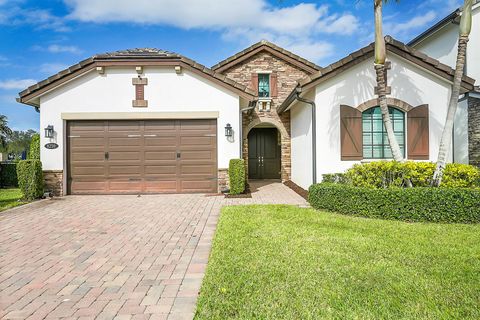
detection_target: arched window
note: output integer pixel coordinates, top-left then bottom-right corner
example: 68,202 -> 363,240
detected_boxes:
362,106 -> 405,159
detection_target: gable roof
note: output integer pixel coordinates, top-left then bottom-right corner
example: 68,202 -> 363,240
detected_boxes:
408,0 -> 480,46
18,48 -> 256,107
211,40 -> 322,74
278,36 -> 476,114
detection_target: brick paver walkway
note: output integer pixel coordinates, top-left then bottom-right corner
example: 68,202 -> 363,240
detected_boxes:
0,181 -> 306,320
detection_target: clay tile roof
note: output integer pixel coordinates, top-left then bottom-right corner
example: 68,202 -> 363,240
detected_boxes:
18,48 -> 255,105
278,36 -> 476,114
211,40 -> 322,74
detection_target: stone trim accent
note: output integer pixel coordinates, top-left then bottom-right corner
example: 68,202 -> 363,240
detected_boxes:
43,170 -> 63,196
243,117 -> 289,139
132,78 -> 148,85
132,100 -> 148,107
218,168 -> 229,193
468,95 -> 480,167
356,98 -> 414,113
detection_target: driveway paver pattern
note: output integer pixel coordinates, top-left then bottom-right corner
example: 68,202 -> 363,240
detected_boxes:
0,181 -> 306,319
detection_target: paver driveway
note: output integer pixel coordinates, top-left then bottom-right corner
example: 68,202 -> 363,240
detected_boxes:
0,181 -> 306,320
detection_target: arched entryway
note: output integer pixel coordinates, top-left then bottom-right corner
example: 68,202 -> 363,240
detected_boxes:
243,118 -> 289,181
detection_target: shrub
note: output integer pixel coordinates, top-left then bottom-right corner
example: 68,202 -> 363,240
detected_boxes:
343,161 -> 479,189
229,159 -> 245,195
0,162 -> 18,187
309,183 -> 480,223
28,134 -> 40,160
17,160 -> 43,200
322,173 -> 349,184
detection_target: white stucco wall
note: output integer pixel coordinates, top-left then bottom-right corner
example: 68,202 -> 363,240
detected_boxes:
290,53 -> 455,189
291,91 -> 313,189
413,5 -> 480,81
39,66 -> 242,171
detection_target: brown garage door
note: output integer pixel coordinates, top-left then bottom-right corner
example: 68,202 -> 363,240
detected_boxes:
67,119 -> 217,194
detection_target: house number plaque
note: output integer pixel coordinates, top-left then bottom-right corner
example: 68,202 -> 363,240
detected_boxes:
44,143 -> 59,149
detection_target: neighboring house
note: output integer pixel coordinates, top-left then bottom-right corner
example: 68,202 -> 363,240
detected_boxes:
409,0 -> 480,166
17,36 -> 475,195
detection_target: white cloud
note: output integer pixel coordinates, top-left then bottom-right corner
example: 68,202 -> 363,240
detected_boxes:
64,0 -> 360,63
0,4 -> 69,32
0,79 -> 37,90
46,44 -> 82,54
39,63 -> 69,74
386,11 -> 437,35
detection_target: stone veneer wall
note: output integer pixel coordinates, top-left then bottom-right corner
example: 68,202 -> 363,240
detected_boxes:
217,168 -> 229,193
468,95 -> 480,167
43,170 -> 63,196
221,52 -> 310,181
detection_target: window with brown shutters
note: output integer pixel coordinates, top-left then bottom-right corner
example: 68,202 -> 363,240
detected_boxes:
340,105 -> 363,160
407,104 -> 429,160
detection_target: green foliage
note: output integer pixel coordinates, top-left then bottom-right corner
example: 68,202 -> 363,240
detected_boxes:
4,129 -> 38,158
0,162 -> 18,187
309,183 -> 480,223
16,160 -> 43,200
322,173 -> 349,184
342,161 -> 480,189
228,159 -> 246,195
28,134 -> 40,160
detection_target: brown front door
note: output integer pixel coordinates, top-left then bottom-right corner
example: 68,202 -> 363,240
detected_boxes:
248,128 -> 281,179
67,119 -> 217,194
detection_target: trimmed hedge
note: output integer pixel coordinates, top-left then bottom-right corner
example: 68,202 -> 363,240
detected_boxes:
229,159 -> 245,195
17,160 -> 44,200
309,183 -> 480,223
28,134 -> 40,160
0,162 -> 18,187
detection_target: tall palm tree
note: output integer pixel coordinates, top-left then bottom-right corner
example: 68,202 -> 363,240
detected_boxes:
374,0 -> 404,163
432,0 -> 473,186
0,115 -> 12,149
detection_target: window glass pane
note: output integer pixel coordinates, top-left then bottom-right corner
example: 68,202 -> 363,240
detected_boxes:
384,147 -> 392,159
394,119 -> 404,130
373,146 -> 383,158
362,119 -> 370,131
373,132 -> 383,144
372,119 -> 383,131
363,132 -> 372,145
363,146 -> 373,159
258,74 -> 270,97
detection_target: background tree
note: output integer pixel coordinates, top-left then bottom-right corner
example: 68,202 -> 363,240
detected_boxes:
5,129 -> 37,158
432,0 -> 473,186
0,115 -> 12,150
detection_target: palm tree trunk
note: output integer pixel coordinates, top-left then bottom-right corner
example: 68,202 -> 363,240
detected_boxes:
432,35 -> 469,186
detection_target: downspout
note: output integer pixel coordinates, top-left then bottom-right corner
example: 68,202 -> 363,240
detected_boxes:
294,89 -> 317,184
239,100 -> 257,156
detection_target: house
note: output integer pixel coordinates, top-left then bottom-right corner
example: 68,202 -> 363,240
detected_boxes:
408,0 -> 480,167
17,36 -> 475,195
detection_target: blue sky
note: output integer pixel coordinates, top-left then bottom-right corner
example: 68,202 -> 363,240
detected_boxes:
0,0 -> 462,131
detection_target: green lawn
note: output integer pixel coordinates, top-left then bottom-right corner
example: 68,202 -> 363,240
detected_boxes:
195,205 -> 480,320
0,188 -> 27,212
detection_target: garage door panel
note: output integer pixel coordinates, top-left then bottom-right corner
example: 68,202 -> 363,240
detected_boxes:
68,119 -> 217,194
145,151 -> 176,161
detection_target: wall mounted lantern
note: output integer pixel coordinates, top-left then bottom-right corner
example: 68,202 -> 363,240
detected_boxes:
225,123 -> 233,137
44,125 -> 54,138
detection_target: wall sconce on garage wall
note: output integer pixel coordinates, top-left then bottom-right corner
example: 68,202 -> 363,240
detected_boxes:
44,125 -> 54,138
225,123 -> 233,137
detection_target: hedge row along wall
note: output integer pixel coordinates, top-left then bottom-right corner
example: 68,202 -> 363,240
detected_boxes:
309,183 -> 480,223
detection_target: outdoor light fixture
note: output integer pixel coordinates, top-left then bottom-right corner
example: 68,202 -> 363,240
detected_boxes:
225,123 -> 233,137
44,125 -> 54,138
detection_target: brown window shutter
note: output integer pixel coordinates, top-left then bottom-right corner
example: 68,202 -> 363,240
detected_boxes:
251,73 -> 258,95
340,105 -> 363,160
407,104 -> 429,160
270,72 -> 278,97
